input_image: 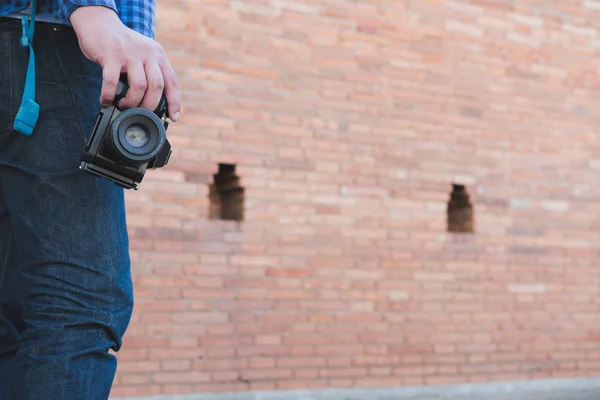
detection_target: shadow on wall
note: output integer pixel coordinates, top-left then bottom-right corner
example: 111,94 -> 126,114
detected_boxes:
209,163 -> 245,222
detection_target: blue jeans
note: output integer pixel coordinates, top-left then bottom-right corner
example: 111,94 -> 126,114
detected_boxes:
0,18 -> 134,399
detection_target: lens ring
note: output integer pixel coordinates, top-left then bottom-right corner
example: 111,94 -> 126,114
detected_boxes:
110,108 -> 167,163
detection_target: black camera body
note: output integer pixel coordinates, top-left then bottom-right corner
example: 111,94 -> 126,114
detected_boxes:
80,76 -> 172,190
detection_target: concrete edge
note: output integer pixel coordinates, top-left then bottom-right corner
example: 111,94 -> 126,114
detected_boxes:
112,377 -> 600,400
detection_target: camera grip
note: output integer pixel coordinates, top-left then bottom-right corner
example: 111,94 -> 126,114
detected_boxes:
115,74 -> 129,102
115,73 -> 168,117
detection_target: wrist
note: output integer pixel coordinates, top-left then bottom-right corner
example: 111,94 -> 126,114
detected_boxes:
69,5 -> 120,32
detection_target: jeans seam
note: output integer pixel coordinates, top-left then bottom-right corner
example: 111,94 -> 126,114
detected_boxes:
8,29 -> 12,125
50,26 -> 120,347
0,227 -> 12,296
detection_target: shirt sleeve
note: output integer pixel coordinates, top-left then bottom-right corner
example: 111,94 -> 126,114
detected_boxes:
58,0 -> 119,22
55,0 -> 155,39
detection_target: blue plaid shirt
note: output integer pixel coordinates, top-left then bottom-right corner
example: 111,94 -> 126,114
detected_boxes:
0,0 -> 155,38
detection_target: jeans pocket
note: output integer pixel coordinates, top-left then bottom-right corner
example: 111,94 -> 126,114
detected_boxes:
48,27 -> 103,142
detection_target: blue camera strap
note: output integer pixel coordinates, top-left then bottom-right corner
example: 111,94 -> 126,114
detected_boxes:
13,0 -> 39,136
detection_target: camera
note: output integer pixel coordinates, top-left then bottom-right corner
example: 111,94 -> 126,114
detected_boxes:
79,75 -> 172,190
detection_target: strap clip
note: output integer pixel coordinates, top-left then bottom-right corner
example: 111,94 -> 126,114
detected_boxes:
20,15 -> 31,47
13,0 -> 39,136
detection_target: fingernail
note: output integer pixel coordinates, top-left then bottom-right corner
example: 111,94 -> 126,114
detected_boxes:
174,112 -> 180,122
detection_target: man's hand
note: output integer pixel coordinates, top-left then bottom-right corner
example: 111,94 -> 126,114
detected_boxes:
69,6 -> 181,122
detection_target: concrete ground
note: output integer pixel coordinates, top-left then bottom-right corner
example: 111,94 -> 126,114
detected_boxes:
114,378 -> 600,400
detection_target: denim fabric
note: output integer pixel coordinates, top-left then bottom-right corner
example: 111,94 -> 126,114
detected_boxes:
0,18 -> 134,399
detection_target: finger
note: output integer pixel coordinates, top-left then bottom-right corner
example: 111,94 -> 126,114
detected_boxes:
158,57 -> 181,121
139,61 -> 164,113
118,62 -> 147,110
99,61 -> 121,107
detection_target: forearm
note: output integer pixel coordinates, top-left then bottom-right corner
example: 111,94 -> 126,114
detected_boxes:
69,4 -> 121,34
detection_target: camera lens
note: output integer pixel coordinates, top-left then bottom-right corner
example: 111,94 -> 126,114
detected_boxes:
108,108 -> 167,165
124,124 -> 150,148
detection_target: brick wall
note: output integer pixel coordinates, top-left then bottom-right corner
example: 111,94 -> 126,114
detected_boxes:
110,0 -> 600,397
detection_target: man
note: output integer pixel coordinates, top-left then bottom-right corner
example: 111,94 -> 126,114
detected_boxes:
0,1 -> 181,399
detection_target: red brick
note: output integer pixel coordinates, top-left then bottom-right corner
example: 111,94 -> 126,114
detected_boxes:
162,384 -> 194,395
134,300 -> 187,312
212,371 -> 241,382
241,368 -> 294,381
265,268 -> 315,277
118,361 -> 161,373
153,371 -> 211,384
170,312 -> 228,324
109,385 -> 162,398
319,368 -> 368,378
122,337 -> 169,348
148,348 -> 206,360
161,360 -> 192,371
250,358 -> 276,369
194,358 -> 248,371
119,374 -> 152,385
117,348 -> 148,361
